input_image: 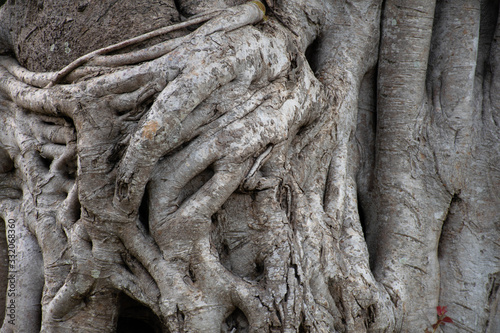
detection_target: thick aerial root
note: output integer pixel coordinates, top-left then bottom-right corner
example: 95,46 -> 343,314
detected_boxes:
141,69 -> 320,331
1,55 -> 175,122
193,240 -> 271,331
152,160 -> 251,243
56,183 -> 80,231
113,22 -> 292,216
44,223 -> 94,321
0,66 -> 73,116
147,235 -> 271,332
145,78 -> 305,229
89,36 -> 190,68
0,207 -> 44,333
0,56 -> 56,88
113,54 -> 239,214
31,120 -> 75,145
114,221 -> 199,313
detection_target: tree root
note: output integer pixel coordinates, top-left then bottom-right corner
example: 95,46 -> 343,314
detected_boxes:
46,1 -> 266,87
0,1 -> 345,331
113,20 -> 292,217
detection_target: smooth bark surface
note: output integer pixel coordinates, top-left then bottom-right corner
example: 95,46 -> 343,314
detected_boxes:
0,0 -> 498,332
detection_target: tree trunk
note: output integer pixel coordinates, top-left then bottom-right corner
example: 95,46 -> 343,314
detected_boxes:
0,0 -> 498,332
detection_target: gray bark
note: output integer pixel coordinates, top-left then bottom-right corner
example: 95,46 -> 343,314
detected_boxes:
0,0 -> 498,332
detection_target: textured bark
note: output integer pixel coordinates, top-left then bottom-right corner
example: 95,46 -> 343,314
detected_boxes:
0,0 -> 498,332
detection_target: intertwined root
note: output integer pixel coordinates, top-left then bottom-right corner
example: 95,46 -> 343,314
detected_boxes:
0,1 -> 316,330
0,0 -> 403,330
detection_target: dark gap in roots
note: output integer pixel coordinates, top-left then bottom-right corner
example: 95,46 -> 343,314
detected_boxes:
279,183 -> 290,221
298,313 -> 310,333
437,191 -> 461,260
451,192 -> 462,204
290,263 -> 301,284
295,124 -> 309,137
223,308 -> 249,333
255,260 -> 264,278
122,260 -> 133,275
322,158 -> 333,210
477,0 -> 499,76
52,148 -> 77,180
177,167 -> 214,207
39,155 -> 53,170
357,193 -> 368,242
487,272 -> 500,316
138,190 -> 150,233
211,213 -> 219,231
188,264 -> 196,283
328,278 -> 348,330
177,306 -> 185,322
173,0 -> 211,22
220,240 -> 232,272
365,304 -> 376,327
0,150 -> 21,200
290,55 -> 298,71
249,191 -> 257,201
0,218 -> 7,324
222,241 -> 230,258
210,213 -> 224,261
173,0 -> 186,17
162,136 -> 198,160
108,140 -> 128,165
62,115 -> 75,126
64,194 -> 81,229
305,37 -> 320,74
0,146 -> 13,174
210,212 -> 235,274
75,199 -> 82,223
355,66 -> 377,190
117,293 -> 164,333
